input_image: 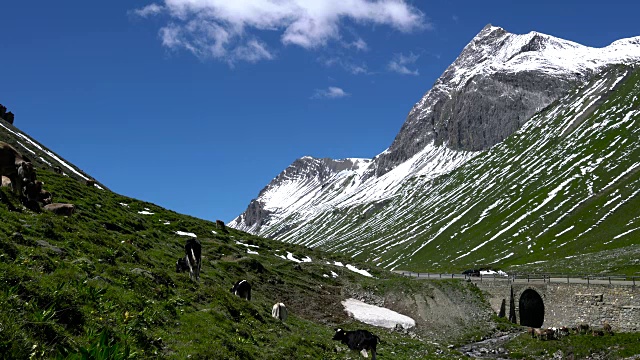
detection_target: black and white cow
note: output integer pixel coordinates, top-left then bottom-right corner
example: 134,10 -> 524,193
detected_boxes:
332,328 -> 380,360
183,238 -> 202,281
271,302 -> 288,321
230,279 -> 251,300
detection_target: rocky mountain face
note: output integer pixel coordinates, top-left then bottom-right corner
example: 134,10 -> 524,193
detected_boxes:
370,24 -> 640,178
233,157 -> 371,233
230,25 -> 640,271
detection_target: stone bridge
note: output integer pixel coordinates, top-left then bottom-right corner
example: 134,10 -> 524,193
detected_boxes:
397,271 -> 639,332
475,280 -> 639,331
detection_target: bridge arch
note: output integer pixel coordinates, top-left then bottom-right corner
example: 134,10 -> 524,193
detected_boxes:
519,288 -> 544,328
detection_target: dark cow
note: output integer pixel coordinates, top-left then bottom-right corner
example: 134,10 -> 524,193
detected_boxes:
184,238 -> 202,281
271,302 -> 288,321
231,279 -> 251,300
0,141 -> 35,196
175,257 -> 189,273
216,219 -> 226,231
332,328 -> 380,360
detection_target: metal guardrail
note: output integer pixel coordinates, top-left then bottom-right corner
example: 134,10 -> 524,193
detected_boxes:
395,271 -> 638,287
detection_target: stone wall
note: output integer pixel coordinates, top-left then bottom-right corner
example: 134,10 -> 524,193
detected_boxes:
476,281 -> 640,332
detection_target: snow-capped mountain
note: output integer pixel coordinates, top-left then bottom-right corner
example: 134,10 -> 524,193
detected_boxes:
230,25 -> 640,271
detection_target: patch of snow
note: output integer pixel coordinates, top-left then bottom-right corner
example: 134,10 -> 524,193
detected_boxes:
175,231 -> 197,238
286,252 -> 311,263
342,298 -> 415,329
236,241 -> 259,249
138,211 -> 154,215
120,203 -> 129,207
247,249 -> 259,255
346,264 -> 373,277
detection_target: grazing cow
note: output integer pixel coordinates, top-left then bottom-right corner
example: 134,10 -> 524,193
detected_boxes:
86,179 -> 96,187
184,238 -> 202,281
332,328 -> 380,360
592,329 -> 605,336
532,328 -> 546,340
43,203 -> 75,216
544,328 -> 555,340
557,326 -> 570,338
216,219 -> 226,231
231,280 -> 251,300
175,257 -> 189,273
603,322 -> 613,335
577,323 -> 590,335
25,180 -> 52,205
0,141 -> 35,196
271,302 -> 288,321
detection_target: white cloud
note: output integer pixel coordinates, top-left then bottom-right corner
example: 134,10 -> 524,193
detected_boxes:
134,0 -> 426,64
131,3 -> 164,17
321,56 -> 370,75
311,86 -> 350,99
346,38 -> 368,51
387,52 -> 419,75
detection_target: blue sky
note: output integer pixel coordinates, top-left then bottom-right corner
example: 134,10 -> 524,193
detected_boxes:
1,0 -> 639,223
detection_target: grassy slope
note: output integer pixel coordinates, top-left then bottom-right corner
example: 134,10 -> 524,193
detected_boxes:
0,168 -> 493,359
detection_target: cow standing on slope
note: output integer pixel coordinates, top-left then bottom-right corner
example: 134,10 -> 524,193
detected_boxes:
272,302 -> 288,321
332,328 -> 380,360
231,280 -> 251,300
0,141 -> 35,197
181,238 -> 201,281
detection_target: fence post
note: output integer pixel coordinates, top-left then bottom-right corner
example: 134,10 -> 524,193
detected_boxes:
451,273 -> 454,279
527,275 -> 529,283
587,276 -> 590,286
439,273 -> 442,279
634,277 -> 636,286
609,277 -> 611,285
567,275 -> 569,284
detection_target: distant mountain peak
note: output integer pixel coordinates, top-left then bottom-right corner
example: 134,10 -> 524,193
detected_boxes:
231,25 -> 640,247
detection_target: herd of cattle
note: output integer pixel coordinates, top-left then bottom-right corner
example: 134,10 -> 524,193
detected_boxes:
528,322 -> 613,341
174,237 -> 381,358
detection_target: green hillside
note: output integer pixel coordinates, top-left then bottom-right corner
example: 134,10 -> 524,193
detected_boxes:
0,167 -> 495,359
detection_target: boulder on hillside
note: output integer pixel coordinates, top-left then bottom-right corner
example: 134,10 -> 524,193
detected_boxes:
43,203 -> 75,216
0,104 -> 14,124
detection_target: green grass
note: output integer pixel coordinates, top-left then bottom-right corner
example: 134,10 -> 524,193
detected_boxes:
505,331 -> 640,359
1,169 -> 481,359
